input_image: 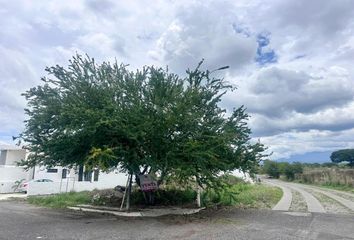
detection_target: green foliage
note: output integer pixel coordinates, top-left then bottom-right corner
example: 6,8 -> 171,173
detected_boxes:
262,160 -> 303,180
12,179 -> 25,192
330,149 -> 354,167
318,182 -> 354,193
19,54 -> 266,188
284,162 -> 303,180
201,183 -> 282,208
262,160 -> 280,178
27,191 -> 91,208
202,183 -> 250,206
131,188 -> 197,206
321,162 -> 337,168
219,174 -> 245,185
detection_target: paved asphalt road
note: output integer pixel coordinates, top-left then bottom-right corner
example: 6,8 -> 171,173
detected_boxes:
1,200 -> 354,240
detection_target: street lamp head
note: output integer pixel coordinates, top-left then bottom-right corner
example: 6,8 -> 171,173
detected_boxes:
210,65 -> 230,74
217,66 -> 230,71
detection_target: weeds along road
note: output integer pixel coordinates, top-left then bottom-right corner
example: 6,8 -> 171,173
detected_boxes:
264,179 -> 354,215
1,200 -> 354,240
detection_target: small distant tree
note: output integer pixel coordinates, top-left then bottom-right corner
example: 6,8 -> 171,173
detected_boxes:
277,162 -> 290,175
330,149 -> 354,167
321,162 -> 337,168
284,162 -> 303,180
263,160 -> 280,178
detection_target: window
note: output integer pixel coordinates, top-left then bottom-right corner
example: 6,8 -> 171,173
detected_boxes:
78,166 -> 84,181
93,169 -> 99,181
47,168 -> 58,173
62,169 -> 67,179
84,171 -> 92,182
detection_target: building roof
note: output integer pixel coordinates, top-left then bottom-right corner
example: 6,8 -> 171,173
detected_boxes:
0,143 -> 22,151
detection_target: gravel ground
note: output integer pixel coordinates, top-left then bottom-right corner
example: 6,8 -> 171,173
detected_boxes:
333,192 -> 354,202
289,190 -> 307,212
305,190 -> 351,214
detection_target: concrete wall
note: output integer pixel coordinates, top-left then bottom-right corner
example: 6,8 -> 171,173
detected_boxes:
0,166 -> 32,193
232,169 -> 254,183
27,171 -> 128,196
34,166 -> 67,181
0,151 -> 7,165
2,149 -> 26,166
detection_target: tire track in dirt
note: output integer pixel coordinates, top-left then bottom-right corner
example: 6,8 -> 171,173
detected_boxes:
268,179 -> 354,215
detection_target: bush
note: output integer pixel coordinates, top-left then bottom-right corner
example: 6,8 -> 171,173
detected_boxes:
201,183 -> 251,207
284,162 -> 303,180
89,186 -> 198,207
90,189 -> 124,207
263,160 -> 280,178
131,188 -> 197,206
201,183 -> 282,208
219,174 -> 245,185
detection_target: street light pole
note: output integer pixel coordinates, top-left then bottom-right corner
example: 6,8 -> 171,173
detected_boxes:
209,66 -> 230,74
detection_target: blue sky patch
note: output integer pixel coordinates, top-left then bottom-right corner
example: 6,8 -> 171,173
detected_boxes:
256,33 -> 277,65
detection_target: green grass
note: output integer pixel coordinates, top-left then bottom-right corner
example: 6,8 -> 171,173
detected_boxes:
202,183 -> 282,209
309,182 -> 354,193
294,179 -> 354,193
26,182 -> 283,210
27,191 -> 91,208
235,184 -> 283,208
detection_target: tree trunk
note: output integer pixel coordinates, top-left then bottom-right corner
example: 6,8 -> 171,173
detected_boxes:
126,173 -> 133,211
143,191 -> 155,205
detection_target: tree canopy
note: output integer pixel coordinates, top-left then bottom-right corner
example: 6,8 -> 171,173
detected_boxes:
262,160 -> 280,178
261,160 -> 303,180
330,149 -> 354,167
19,54 -> 266,187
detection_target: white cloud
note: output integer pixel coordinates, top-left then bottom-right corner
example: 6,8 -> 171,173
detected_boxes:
261,128 -> 354,160
0,0 -> 353,160
226,64 -> 354,118
150,1 -> 258,74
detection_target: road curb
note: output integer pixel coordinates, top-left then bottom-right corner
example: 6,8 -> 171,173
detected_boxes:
68,205 -> 206,217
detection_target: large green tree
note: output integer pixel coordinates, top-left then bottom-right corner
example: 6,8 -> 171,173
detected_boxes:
19,55 -> 266,189
330,149 -> 354,167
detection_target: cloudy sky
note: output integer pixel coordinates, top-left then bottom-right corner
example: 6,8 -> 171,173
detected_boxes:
1,0 -> 354,162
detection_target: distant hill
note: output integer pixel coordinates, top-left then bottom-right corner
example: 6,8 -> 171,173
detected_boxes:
276,151 -> 332,164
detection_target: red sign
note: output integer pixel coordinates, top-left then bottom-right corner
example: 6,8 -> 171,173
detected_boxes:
139,175 -> 158,192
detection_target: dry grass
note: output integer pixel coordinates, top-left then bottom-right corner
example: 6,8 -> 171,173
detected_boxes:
298,168 -> 354,188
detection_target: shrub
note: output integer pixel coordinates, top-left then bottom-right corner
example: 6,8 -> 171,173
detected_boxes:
201,183 -> 282,208
263,160 -> 280,178
131,188 -> 197,206
90,189 -> 124,207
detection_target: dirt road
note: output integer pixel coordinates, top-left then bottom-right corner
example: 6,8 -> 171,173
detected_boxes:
264,179 -> 354,215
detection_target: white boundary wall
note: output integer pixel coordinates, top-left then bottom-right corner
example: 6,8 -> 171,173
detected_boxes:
0,166 -> 32,193
27,171 -> 128,196
232,169 -> 254,183
26,169 -> 254,196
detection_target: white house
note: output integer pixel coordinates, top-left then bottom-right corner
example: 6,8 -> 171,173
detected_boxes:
28,165 -> 128,195
1,144 -> 253,195
0,144 -> 128,195
0,145 -> 33,193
